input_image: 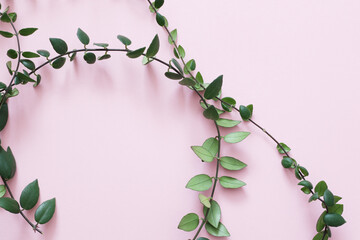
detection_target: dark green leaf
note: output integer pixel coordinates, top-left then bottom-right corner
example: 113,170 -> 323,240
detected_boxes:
5,88 -> 19,98
37,50 -> 50,58
315,181 -> 328,197
168,29 -> 177,44
76,28 -> 90,45
316,211 -> 327,232
22,51 -> 40,58
294,166 -> 302,180
0,30 -> 13,38
20,179 -> 39,210
20,59 -> 35,70
219,176 -> 246,189
83,52 -> 96,64
196,72 -> 204,84
221,97 -> 236,112
171,58 -> 183,75
17,72 -> 35,83
299,166 -> 309,177
298,180 -> 313,190
324,189 -> 335,207
0,82 -> 6,90
179,78 -> 196,87
126,47 -> 145,59
301,186 -> 311,194
35,198 -> 56,224
94,43 -> 109,48
216,118 -> 241,128
313,231 -> 329,240
7,49 -> 17,59
0,103 -> 9,132
0,197 -> 20,214
0,146 -> 16,180
309,192 -> 319,202
164,72 -> 182,80
324,213 -> 346,227
204,75 -> 223,100
186,174 -> 212,191
49,38 -> 68,55
156,13 -> 165,26
98,54 -> 111,60
328,204 -> 344,215
277,143 -> 291,154
69,51 -> 77,61
204,200 -> 221,228
202,137 -> 218,157
52,57 -> 66,69
220,156 -> 247,171
205,222 -> 230,237
184,59 -> 196,74
8,13 -> 17,22
224,131 -> 250,143
34,74 -> 41,87
6,61 -> 12,75
0,13 -> 11,23
203,105 -> 219,120
191,146 -> 214,162
0,185 -> 6,198
117,35 -> 132,46
146,35 -> 160,58
239,104 -> 253,121
177,213 -> 199,232
19,28 -> 38,36
154,0 -> 164,8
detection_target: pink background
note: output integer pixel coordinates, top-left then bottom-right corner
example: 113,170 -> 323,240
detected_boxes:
0,0 -> 359,239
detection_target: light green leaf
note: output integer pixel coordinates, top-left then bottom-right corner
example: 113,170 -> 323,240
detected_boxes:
178,213 -> 199,232
328,204 -> 344,215
313,231 -> 329,240
126,47 -> 145,59
315,181 -> 328,197
0,185 -> 6,198
191,146 -> 214,162
186,174 -> 213,191
168,29 -> 177,44
204,75 -> 223,100
220,156 -> 247,171
19,28 -> 38,36
205,222 -> 230,237
324,213 -> 346,227
216,118 -> 241,128
203,105 -> 219,120
324,189 -> 335,207
49,38 -> 68,55
0,103 -> 9,132
178,45 -> 185,58
202,137 -> 218,157
35,198 -> 56,224
204,200 -> 221,228
77,28 -> 90,45
197,238 -> 210,240
198,194 -> 211,208
219,176 -> 246,189
0,146 -> 16,180
0,197 -> 20,214
184,59 -> 196,74
117,35 -> 132,46
224,131 -> 250,143
52,57 -> 66,69
308,192 -> 319,202
20,179 -> 39,210
277,143 -> 291,154
171,58 -> 183,75
94,43 -> 109,48
146,34 -> 160,58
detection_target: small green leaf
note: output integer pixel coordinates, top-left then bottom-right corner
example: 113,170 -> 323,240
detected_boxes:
34,74 -> 41,87
239,104 -> 253,121
0,197 -> 20,214
294,166 -> 302,180
224,131 -> 250,143
6,88 -> 19,98
142,56 -> 153,65
94,43 -> 109,48
20,179 -> 39,210
277,143 -> 291,154
0,30 -> 13,38
164,72 -> 182,80
76,28 -> 90,45
298,180 -> 313,190
197,238 -> 209,240
316,211 -> 326,232
20,59 -> 35,70
198,194 -> 211,208
168,29 -> 177,44
328,204 -> 344,215
49,38 -> 68,55
98,54 -> 111,60
202,137 -> 218,157
69,52 -> 77,61
19,28 -> 38,36
178,45 -> 185,58
220,156 -> 247,171
191,146 -> 214,162
186,174 -> 213,191
171,58 -> 183,75
146,34 -> 160,58
221,97 -> 236,112
8,13 -> 17,22
178,213 -> 199,232
0,146 -> 16,180
324,189 -> 335,207
37,50 -> 50,58
313,232 -> 329,240
309,192 -> 319,202
126,47 -> 145,59
203,105 -> 219,120
0,13 -> 11,23
156,13 -> 165,26
301,186 -> 311,194
204,200 -> 221,228
299,166 -> 309,177
52,57 -> 66,69
83,52 -> 96,64
219,176 -> 246,189
149,2 -> 157,13
154,0 -> 164,8
35,198 -> 56,224
0,103 -> 9,132
6,61 -> 12,75
315,181 -> 328,197
17,72 -> 35,83
22,51 -> 40,58
324,213 -> 346,227
117,35 -> 132,46
7,49 -> 17,59
0,82 -> 6,90
204,75 -> 223,100
196,72 -> 204,84
184,59 -> 196,74
179,78 -> 196,87
216,118 -> 241,128
281,156 -> 294,168
205,222 -> 230,237
0,185 -> 6,198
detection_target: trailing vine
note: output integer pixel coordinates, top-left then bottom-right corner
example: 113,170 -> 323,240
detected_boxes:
0,1 -> 346,239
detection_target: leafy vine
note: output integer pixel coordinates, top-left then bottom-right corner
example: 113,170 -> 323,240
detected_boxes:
0,1 -> 346,239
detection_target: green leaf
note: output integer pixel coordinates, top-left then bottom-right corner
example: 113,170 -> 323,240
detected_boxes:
301,186 -> 311,194
156,13 -> 165,26
154,0 -> 164,8
0,197 -> 20,214
76,28 -> 90,45
205,222 -> 230,237
281,156 -> 294,168
239,104 -> 253,121
315,181 -> 328,197
316,211 -> 326,232
224,131 -> 250,143
19,28 -> 38,36
69,52 -> 77,61
313,231 -> 329,240
83,52 -> 96,64
126,47 -> 145,59
221,97 -> 236,112
37,50 -> 50,58
178,45 -> 185,58
168,29 -> 177,44
277,143 -> 291,154
184,59 -> 196,74
170,58 -> 183,75
52,57 -> 66,69
198,194 -> 211,208
186,174 -> 213,191
94,43 -> 109,48
178,213 -> 199,232
204,200 -> 221,228
309,192 -> 319,202
20,179 -> 39,210
0,13 -> 11,23
220,156 -> 247,171
17,72 -> 35,83
98,54 -> 111,60
142,56 -> 153,65
219,176 -> 246,189
35,198 -> 56,224
216,118 -> 241,128
34,74 -> 41,87
202,138 -> 218,157
196,72 -> 204,84
294,166 -> 302,180
5,88 -> 19,98
0,82 -> 6,90
6,61 -> 12,75
197,238 -> 210,240
324,189 -> 335,207
203,105 -> 219,120
164,72 -> 182,80
20,59 -> 35,70
7,49 -> 17,59
49,38 -> 68,55
117,35 -> 132,46
0,103 -> 9,132
22,51 -> 40,58
299,166 -> 309,177
149,2 -> 157,13
179,78 -> 196,87
204,75 -> 223,100
191,146 -> 214,162
0,146 -> 16,180
0,30 -> 13,38
324,213 -> 346,227
8,12 -> 17,22
328,204 -> 344,215
146,34 -> 160,58
0,185 -> 6,198
298,180 -> 313,190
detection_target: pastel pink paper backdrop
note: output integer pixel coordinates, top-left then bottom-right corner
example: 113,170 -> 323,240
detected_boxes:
0,0 -> 358,239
